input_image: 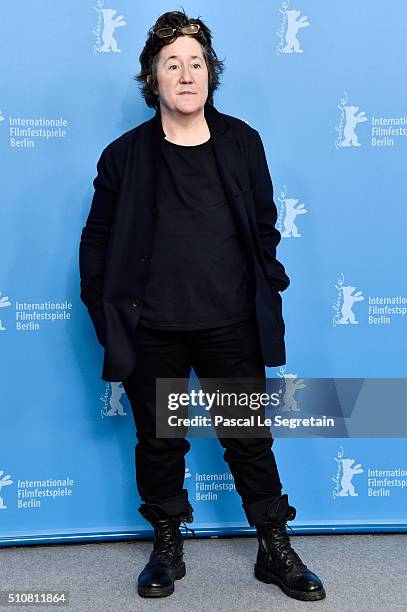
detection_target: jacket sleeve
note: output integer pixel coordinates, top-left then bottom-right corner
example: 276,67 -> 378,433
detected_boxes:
79,144 -> 122,306
248,130 -> 290,292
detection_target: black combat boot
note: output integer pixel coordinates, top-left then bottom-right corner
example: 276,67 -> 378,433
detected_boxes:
137,501 -> 194,598
254,494 -> 326,601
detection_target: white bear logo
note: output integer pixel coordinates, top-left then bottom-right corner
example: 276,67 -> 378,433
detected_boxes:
282,9 -> 310,54
0,290 -> 11,331
101,382 -> 127,417
0,469 -> 13,510
100,9 -> 126,53
341,105 -> 368,147
338,285 -> 364,325
277,368 -> 306,412
281,198 -> 307,237
337,458 -> 363,496
282,375 -> 306,412
0,291 -> 11,308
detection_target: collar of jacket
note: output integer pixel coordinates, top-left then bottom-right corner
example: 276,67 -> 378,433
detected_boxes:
152,101 -> 229,146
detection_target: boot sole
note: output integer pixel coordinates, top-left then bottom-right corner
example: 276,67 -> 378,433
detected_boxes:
138,562 -> 186,598
254,564 -> 326,601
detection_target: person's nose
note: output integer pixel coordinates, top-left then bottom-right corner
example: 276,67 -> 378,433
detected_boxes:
180,65 -> 193,83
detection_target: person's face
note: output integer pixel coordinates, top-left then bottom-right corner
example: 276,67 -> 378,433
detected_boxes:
150,35 -> 209,114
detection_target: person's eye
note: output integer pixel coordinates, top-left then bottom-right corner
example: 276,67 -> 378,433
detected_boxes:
193,63 -> 202,69
169,64 -> 179,70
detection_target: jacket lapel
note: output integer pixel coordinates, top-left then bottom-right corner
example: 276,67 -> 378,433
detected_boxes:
204,104 -> 257,264
206,104 -> 252,197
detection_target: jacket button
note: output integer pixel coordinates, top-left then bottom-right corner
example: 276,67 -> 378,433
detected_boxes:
152,207 -> 157,214
139,255 -> 148,262
132,299 -> 141,307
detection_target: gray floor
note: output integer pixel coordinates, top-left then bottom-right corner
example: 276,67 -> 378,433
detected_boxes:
1,533 -> 406,611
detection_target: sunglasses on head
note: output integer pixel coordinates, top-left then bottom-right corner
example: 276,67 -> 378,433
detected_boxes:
153,23 -> 201,40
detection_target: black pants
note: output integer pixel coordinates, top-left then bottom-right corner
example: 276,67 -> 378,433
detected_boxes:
122,315 -> 283,526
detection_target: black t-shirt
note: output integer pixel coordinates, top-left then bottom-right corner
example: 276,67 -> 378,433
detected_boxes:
138,135 -> 256,330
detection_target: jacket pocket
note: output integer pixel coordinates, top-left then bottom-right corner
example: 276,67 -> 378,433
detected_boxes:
80,274 -> 104,308
87,300 -> 106,348
268,281 -> 283,311
259,270 -> 285,332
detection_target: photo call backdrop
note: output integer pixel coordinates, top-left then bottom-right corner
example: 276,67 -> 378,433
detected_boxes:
1,0 -> 406,546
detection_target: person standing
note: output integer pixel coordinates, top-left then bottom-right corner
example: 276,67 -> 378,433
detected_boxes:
79,9 -> 325,602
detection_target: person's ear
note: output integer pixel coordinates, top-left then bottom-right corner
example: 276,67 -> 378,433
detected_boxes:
147,74 -> 157,95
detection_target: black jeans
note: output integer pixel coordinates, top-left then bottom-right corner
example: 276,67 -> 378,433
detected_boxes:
122,315 -> 283,526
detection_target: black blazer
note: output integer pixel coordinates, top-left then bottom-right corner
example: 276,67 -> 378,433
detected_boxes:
79,102 -> 290,381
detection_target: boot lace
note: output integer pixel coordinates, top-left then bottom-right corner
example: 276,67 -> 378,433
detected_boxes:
180,520 -> 197,539
264,520 -> 307,570
152,518 -> 196,563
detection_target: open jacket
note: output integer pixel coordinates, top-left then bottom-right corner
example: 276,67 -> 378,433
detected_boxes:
79,102 -> 290,382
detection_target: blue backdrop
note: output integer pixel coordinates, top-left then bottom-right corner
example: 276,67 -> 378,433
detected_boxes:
1,0 -> 406,545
